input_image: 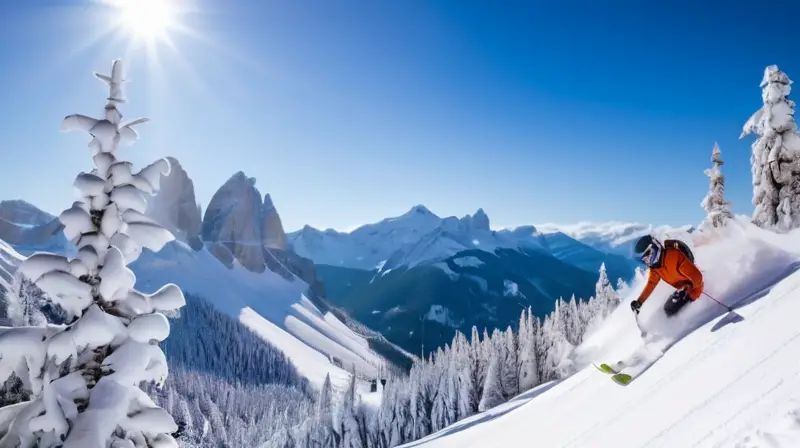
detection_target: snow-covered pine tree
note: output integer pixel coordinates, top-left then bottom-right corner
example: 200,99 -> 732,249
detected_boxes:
741,65 -> 800,230
175,400 -> 196,447
430,345 -> 454,432
453,332 -> 474,420
595,262 -> 619,316
316,373 -> 339,446
0,59 -> 185,447
564,295 -> 582,346
478,347 -> 504,412
341,370 -> 364,448
500,326 -> 518,400
538,302 -> 575,381
701,142 -> 734,229
408,363 -> 429,441
517,308 -> 539,393
466,326 -> 486,413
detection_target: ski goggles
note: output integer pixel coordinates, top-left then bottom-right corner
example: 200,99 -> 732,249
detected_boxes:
641,243 -> 661,266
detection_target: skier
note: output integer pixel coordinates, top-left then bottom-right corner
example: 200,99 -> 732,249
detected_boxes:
630,235 -> 704,317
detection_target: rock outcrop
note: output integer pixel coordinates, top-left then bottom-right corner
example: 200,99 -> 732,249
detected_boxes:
262,194 -> 288,250
201,171 -> 269,273
145,157 -> 203,250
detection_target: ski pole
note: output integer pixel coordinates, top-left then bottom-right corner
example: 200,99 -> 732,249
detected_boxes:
702,291 -> 735,313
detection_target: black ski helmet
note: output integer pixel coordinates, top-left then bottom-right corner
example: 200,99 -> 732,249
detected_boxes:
634,235 -> 656,254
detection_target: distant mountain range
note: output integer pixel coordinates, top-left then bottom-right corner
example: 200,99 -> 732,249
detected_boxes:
287,208 -> 694,355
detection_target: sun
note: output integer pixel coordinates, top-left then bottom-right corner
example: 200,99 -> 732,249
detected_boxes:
109,0 -> 178,42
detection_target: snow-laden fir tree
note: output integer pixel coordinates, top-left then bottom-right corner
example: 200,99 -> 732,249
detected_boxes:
315,373 -> 339,446
701,142 -> 734,229
453,332 -> 474,419
0,59 -> 185,447
498,327 -> 518,400
595,263 -> 619,316
340,371 -> 365,448
741,65 -> 800,230
478,346 -> 504,412
516,308 -> 539,393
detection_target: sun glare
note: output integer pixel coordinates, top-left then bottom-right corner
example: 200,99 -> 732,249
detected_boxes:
110,0 -> 177,42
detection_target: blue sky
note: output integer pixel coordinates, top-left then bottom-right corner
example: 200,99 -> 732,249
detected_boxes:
0,0 -> 798,232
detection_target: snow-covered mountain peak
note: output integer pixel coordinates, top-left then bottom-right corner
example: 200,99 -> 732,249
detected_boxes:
461,208 -> 490,231
404,204 -> 438,218
0,200 -> 55,227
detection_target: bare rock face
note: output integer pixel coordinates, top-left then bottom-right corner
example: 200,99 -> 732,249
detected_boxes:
262,194 -> 288,250
144,160 -> 325,302
145,157 -> 203,251
202,172 -> 267,273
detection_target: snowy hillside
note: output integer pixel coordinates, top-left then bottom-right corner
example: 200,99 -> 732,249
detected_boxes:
131,240 -> 384,388
536,221 -> 695,257
403,217 -> 800,447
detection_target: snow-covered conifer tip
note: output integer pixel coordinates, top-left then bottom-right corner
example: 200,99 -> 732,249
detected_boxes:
0,59 -> 184,448
701,142 -> 733,229
741,64 -> 800,230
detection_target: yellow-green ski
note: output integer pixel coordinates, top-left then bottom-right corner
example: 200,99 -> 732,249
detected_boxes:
593,362 -> 633,385
592,362 -> 623,375
593,363 -> 618,374
611,373 -> 633,386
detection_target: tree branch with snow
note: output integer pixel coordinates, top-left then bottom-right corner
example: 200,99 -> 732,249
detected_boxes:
0,59 -> 185,448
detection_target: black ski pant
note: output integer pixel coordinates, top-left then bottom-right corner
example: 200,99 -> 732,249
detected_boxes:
663,289 -> 691,316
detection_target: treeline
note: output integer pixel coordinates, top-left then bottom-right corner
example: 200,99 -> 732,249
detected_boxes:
279,264 -> 624,447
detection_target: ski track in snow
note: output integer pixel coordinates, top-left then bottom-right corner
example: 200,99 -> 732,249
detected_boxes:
406,218 -> 800,448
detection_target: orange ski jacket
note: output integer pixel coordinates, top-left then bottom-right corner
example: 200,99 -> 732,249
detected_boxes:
636,246 -> 704,305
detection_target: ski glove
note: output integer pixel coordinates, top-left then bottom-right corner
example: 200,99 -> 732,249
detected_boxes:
630,300 -> 641,314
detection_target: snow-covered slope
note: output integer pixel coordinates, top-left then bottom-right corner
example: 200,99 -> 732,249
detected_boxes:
536,221 -> 695,257
130,240 -> 384,389
405,217 -> 800,447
